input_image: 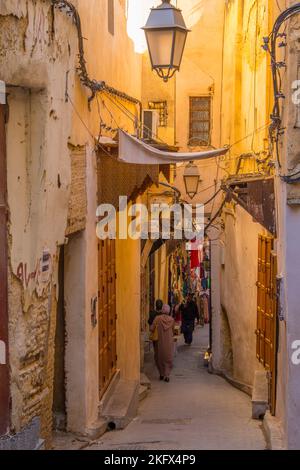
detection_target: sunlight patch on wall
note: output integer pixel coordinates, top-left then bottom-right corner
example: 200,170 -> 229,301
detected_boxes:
127,0 -> 161,53
127,1 -> 204,53
177,0 -> 204,29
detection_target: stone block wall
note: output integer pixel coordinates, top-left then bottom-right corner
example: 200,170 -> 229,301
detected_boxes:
8,263 -> 59,448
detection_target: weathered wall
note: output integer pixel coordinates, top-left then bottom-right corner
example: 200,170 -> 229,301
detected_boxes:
1,0 -> 76,446
116,237 -> 141,383
220,0 -> 273,174
175,0 -> 224,152
142,0 -> 226,209
217,205 -> 266,387
141,54 -> 175,145
141,0 -> 300,448
67,0 -> 143,435
209,0 -> 280,389
1,0 -> 143,447
141,0 -> 279,392
274,1 -> 300,449
218,0 -> 297,448
64,230 -> 87,433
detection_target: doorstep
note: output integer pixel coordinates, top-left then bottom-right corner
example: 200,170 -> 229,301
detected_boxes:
100,379 -> 139,430
263,411 -> 285,450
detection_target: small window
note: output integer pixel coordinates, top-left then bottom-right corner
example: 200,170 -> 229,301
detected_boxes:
189,96 -> 211,146
148,101 -> 168,127
108,0 -> 115,36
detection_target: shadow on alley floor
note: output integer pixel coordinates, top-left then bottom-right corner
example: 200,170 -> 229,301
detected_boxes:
74,325 -> 266,451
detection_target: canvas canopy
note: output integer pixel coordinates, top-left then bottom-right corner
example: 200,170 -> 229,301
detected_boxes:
118,130 -> 228,165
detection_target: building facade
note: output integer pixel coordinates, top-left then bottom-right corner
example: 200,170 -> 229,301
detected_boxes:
141,0 -> 300,449
211,0 -> 300,450
1,0 -> 300,451
0,0 -> 154,449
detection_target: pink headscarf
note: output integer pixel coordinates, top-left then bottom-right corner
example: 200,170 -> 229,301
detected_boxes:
162,304 -> 171,315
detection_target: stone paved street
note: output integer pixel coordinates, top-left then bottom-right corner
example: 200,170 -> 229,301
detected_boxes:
83,326 -> 266,451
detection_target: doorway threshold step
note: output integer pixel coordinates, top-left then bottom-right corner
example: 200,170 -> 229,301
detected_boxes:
101,379 -> 139,430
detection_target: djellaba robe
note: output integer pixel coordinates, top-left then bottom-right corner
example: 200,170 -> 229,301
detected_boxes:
151,314 -> 175,378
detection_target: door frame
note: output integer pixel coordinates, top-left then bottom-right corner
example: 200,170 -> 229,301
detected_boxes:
0,101 -> 10,435
256,234 -> 278,415
98,238 -> 117,400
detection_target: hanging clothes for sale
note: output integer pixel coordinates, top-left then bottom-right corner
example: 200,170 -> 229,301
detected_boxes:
191,248 -> 200,269
201,277 -> 208,290
200,294 -> 210,324
200,264 -> 205,279
183,280 -> 189,298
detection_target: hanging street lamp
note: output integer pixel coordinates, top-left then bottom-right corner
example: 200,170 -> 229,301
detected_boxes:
183,162 -> 201,200
143,0 -> 190,82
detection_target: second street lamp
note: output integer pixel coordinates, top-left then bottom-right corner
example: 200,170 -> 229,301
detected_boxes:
143,0 -> 190,82
183,163 -> 201,200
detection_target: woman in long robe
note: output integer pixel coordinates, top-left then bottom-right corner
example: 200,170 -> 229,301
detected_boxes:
151,304 -> 175,382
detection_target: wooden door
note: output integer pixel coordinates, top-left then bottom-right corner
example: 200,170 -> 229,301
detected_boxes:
256,235 -> 278,415
98,239 -> 117,399
0,102 -> 9,435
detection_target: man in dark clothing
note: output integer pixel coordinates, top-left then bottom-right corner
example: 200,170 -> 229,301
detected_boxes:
180,294 -> 200,345
148,299 -> 163,326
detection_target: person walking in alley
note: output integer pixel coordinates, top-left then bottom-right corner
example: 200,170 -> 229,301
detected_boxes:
150,304 -> 175,382
148,299 -> 163,327
148,299 -> 163,377
180,293 -> 200,345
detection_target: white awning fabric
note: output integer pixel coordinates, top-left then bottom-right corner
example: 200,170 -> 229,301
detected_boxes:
118,130 -> 228,165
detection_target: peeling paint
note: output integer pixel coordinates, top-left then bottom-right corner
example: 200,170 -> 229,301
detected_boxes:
1,0 -> 143,448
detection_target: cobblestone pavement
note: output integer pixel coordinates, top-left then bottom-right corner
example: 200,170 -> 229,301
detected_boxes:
82,326 -> 266,451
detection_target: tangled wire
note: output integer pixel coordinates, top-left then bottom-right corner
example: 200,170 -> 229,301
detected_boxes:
263,3 -> 300,179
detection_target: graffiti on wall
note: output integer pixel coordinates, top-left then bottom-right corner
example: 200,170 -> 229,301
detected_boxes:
16,249 -> 54,290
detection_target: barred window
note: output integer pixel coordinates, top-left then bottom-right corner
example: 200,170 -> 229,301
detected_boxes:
148,101 -> 168,127
189,96 -> 211,146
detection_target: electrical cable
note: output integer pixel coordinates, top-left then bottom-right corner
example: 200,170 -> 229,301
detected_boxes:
281,175 -> 300,184
71,91 -> 268,188
202,188 -> 222,207
100,98 -> 124,133
276,0 -> 282,13
101,86 -> 272,167
102,90 -> 174,148
197,182 -> 222,194
159,182 -> 182,200
52,0 -> 283,181
67,93 -> 114,159
251,1 -> 259,153
206,122 -> 272,209
228,122 -> 271,150
205,198 -> 227,233
210,153 -> 220,215
265,3 -> 300,170
103,87 -> 271,156
102,93 -> 138,128
51,0 -> 141,108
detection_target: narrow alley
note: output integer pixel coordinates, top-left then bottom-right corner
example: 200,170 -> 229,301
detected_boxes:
2,0 -> 300,454
54,327 -> 266,451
